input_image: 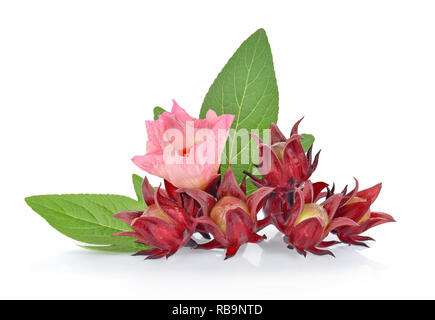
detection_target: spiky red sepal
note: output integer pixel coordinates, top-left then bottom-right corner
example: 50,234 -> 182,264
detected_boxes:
274,187 -> 358,257
333,181 -> 395,246
244,120 -> 320,220
185,167 -> 273,259
113,177 -> 195,259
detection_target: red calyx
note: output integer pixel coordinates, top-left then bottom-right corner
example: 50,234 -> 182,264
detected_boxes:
244,119 -> 320,219
273,183 -> 358,257
113,177 -> 195,259
183,167 -> 274,259
332,180 -> 395,247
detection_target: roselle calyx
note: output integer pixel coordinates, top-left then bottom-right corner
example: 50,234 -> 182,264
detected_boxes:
141,204 -> 174,224
210,196 -> 251,234
332,180 -> 395,246
295,203 -> 329,229
270,180 -> 358,257
162,172 -> 222,240
270,141 -> 286,162
245,119 -> 320,219
112,177 -> 196,259
182,167 -> 274,259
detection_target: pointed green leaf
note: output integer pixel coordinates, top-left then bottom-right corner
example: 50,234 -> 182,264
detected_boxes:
200,28 -> 279,187
153,106 -> 166,120
301,133 -> 315,152
132,174 -> 145,204
25,194 -> 150,252
78,243 -> 146,253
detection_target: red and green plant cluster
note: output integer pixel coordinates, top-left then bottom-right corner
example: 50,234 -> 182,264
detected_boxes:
114,119 -> 394,259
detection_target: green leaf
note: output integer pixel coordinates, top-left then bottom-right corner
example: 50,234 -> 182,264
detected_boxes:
200,28 -> 279,187
78,243 -> 145,253
301,133 -> 315,152
132,174 -> 145,204
153,106 -> 166,120
25,194 -> 150,253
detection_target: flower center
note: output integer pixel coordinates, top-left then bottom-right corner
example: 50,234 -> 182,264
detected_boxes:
295,203 -> 329,228
177,135 -> 206,157
181,147 -> 190,157
346,196 -> 371,224
141,204 -> 173,224
210,196 -> 250,235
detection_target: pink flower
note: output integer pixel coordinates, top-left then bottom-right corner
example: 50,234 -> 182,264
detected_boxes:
132,100 -> 234,190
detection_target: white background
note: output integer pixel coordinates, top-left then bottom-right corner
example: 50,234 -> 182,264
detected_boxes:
1,0 -> 434,299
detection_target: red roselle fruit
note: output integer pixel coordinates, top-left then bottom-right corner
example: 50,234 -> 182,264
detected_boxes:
273,181 -> 358,257
181,167 -> 274,259
164,174 -> 221,239
331,179 -> 395,246
244,119 -> 320,219
113,177 -> 196,259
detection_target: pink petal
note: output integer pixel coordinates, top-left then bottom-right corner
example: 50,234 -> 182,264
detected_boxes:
171,99 -> 195,122
205,109 -> 218,122
132,153 -> 167,180
164,162 -> 218,190
145,119 -> 166,154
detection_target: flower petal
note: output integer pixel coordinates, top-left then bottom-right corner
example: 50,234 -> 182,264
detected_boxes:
145,119 -> 166,154
171,99 -> 195,122
132,153 -> 167,181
